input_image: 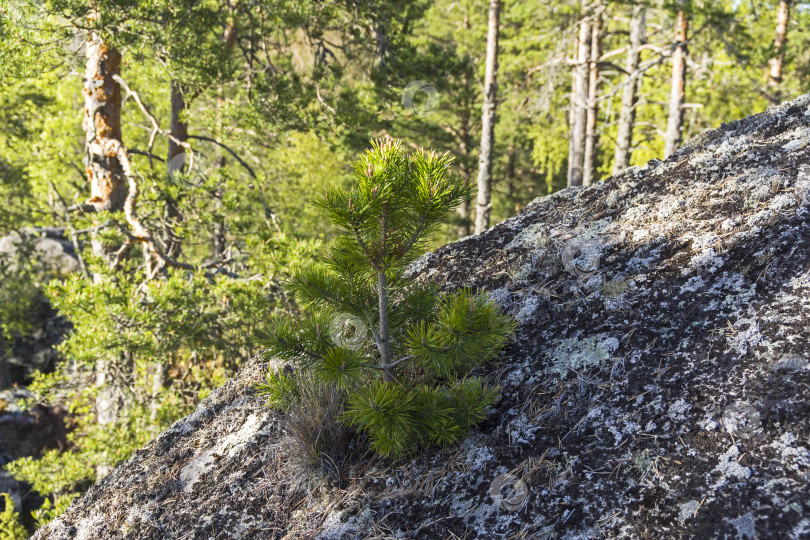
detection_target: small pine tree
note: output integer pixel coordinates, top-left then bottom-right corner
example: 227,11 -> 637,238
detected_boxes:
258,140 -> 515,459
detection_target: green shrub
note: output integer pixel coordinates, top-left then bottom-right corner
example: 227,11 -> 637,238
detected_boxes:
0,493 -> 26,540
258,140 -> 515,459
6,251 -> 294,526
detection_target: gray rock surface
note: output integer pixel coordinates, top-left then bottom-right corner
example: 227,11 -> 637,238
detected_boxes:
0,227 -> 75,384
0,227 -> 80,275
33,94 -> 810,539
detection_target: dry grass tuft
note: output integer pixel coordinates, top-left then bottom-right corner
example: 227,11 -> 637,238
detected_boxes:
282,373 -> 353,484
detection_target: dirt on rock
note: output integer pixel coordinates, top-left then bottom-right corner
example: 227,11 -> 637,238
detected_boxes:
33,93 -> 810,539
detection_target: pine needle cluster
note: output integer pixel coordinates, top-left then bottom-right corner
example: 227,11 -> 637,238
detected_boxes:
257,140 -> 515,459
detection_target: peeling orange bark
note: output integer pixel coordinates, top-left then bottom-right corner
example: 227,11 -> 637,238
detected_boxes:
83,32 -> 126,211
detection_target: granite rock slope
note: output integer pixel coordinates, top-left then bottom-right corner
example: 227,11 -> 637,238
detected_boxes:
34,93 -> 810,539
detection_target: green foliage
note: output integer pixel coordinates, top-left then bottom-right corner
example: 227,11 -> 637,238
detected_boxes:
7,254 -> 290,523
0,493 -> 26,540
0,242 -> 48,342
343,380 -> 418,457
257,367 -> 300,411
259,141 -> 515,459
407,290 -> 518,379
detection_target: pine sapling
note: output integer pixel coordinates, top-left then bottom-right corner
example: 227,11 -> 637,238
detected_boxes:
258,139 -> 515,459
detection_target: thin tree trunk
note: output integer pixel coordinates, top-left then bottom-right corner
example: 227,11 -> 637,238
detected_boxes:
168,81 -> 188,164
83,30 -> 125,212
212,19 -> 238,257
377,271 -> 395,382
664,3 -> 688,158
474,0 -> 501,235
767,0 -> 791,105
613,5 -> 646,174
165,81 -> 187,259
212,85 -> 227,258
506,143 -> 516,198
583,6 -> 603,187
457,64 -> 474,238
457,107 -> 472,237
568,15 -> 591,187
0,330 -> 11,391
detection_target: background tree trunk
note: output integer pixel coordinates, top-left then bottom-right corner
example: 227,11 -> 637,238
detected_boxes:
0,331 -> 11,391
664,3 -> 688,158
474,0 -> 501,235
168,81 -> 188,164
83,31 -> 126,212
457,98 -> 472,237
613,5 -> 646,174
568,15 -> 591,187
583,5 -> 603,187
767,0 -> 791,105
165,81 -> 187,260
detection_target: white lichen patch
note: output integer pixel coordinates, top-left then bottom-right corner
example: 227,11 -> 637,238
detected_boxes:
770,433 -> 810,472
464,443 -> 495,471
769,355 -> 809,372
725,512 -> 758,540
505,222 -> 547,250
795,165 -> 810,204
507,412 -> 542,445
546,335 -> 619,379
516,295 -> 541,324
781,126 -> 810,153
179,413 -> 264,493
677,499 -> 702,524
712,445 -> 751,487
667,398 -> 692,422
726,318 -> 764,356
487,286 -> 512,308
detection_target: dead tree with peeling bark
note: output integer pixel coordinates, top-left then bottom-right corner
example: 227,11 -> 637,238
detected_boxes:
83,31 -> 126,213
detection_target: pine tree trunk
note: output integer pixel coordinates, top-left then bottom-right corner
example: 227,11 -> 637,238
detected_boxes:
613,5 -> 646,174
767,0 -> 790,105
474,0 -> 501,235
583,6 -> 602,187
83,30 -> 126,212
568,15 -> 591,187
377,271 -> 395,382
664,4 -> 688,158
